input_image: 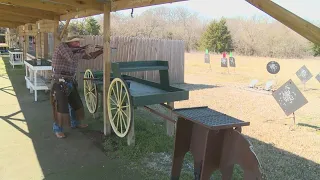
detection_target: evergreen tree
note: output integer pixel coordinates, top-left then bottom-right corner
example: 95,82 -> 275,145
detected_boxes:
311,43 -> 320,56
85,17 -> 101,35
199,18 -> 233,53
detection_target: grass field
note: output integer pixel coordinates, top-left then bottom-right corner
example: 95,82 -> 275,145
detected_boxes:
86,53 -> 319,179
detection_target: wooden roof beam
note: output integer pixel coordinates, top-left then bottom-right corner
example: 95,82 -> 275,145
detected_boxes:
47,0 -> 103,11
246,0 -> 320,44
111,0 -> 186,11
0,13 -> 39,24
60,9 -> 102,20
0,4 -> 59,20
0,0 -> 77,14
0,20 -> 23,28
60,0 -> 186,20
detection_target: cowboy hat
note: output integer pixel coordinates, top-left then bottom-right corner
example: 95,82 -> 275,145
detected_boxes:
63,32 -> 84,43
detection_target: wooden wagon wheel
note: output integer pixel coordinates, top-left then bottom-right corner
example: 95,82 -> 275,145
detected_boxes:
107,78 -> 133,138
83,69 -> 99,114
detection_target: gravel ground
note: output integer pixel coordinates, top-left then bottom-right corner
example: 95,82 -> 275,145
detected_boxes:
172,70 -> 320,179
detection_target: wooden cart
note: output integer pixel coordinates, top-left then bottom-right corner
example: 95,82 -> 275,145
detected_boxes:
83,60 -> 189,138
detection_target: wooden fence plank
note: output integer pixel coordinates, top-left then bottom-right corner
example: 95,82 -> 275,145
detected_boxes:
77,35 -> 184,84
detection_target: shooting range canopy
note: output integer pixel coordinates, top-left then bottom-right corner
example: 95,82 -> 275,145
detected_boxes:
266,61 -> 280,74
296,65 -> 313,83
272,79 -> 308,116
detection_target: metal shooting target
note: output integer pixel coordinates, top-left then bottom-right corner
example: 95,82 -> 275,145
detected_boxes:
266,61 -> 280,74
229,57 -> 236,67
264,80 -> 274,91
249,79 -> 259,88
272,79 -> 308,116
296,65 -> 313,83
315,73 -> 320,83
204,53 -> 210,64
221,58 -> 228,67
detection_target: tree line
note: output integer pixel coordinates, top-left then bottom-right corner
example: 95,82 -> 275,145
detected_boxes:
62,7 -> 319,58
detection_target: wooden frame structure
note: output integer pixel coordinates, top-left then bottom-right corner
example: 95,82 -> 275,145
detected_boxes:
0,0 -> 319,137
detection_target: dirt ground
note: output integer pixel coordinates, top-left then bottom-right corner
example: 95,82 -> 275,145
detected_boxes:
172,53 -> 320,179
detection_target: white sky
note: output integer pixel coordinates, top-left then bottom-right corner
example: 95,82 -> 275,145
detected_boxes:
113,0 -> 320,24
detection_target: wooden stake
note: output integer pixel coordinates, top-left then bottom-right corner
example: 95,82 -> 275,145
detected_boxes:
293,112 -> 296,125
53,16 -> 60,49
59,19 -> 70,41
103,2 -> 112,136
166,102 -> 175,137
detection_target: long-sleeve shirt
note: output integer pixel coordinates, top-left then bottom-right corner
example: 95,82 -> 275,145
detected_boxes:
51,43 -> 86,78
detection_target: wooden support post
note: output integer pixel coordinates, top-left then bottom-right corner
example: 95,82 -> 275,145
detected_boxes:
43,33 -> 48,59
35,33 -> 40,59
167,102 -> 175,136
23,28 -> 27,60
103,2 -> 112,136
59,19 -> 70,41
127,109 -> 135,146
53,16 -> 60,49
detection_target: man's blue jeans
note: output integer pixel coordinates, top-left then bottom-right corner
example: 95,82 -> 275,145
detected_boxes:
53,104 -> 79,133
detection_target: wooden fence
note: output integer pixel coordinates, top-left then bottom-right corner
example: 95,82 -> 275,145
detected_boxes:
77,36 -> 185,84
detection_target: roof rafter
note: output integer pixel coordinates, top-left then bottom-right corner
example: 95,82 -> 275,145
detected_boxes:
0,4 -> 59,20
0,20 -> 24,28
0,0 -> 77,14
0,13 -> 39,24
46,0 -> 103,11
60,0 -> 186,20
111,0 -> 185,11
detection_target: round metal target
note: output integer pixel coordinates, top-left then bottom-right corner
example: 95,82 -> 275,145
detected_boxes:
267,61 -> 280,74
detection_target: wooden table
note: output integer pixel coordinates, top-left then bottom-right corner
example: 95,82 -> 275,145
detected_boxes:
171,107 -> 262,180
24,59 -> 52,101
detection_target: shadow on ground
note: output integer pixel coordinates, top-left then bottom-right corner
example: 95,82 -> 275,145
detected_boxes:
0,57 -> 142,180
298,123 -> 320,130
173,83 -> 221,91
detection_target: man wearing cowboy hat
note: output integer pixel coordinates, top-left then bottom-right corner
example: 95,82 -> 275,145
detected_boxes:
51,33 -> 103,138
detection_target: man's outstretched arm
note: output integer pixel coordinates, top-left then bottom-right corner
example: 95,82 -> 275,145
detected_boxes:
82,49 -> 103,60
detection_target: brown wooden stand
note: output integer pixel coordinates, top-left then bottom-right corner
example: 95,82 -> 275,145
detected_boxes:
171,107 -> 262,180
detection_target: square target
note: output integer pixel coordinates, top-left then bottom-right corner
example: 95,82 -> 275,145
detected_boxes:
221,58 -> 228,67
315,73 -> 320,83
296,65 -> 313,83
204,54 -> 210,64
229,57 -> 236,67
272,79 -> 308,116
